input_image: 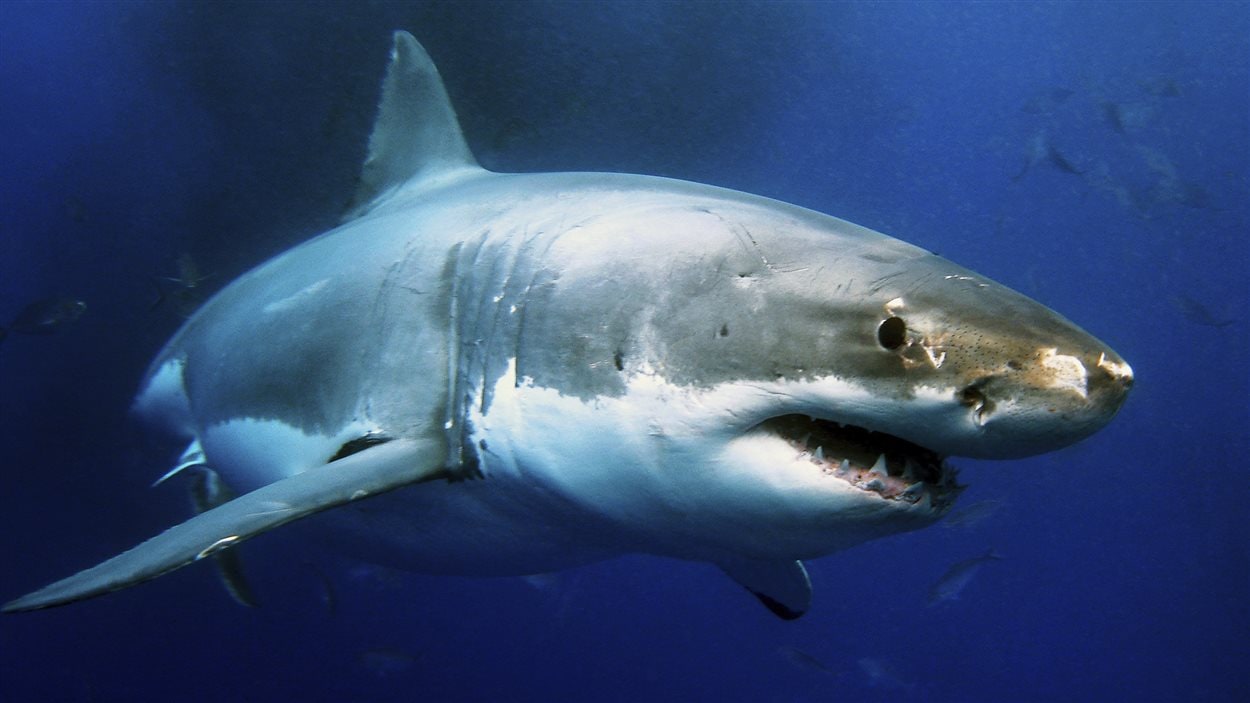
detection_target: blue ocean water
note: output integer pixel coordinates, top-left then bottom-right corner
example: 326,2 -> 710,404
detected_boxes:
1,2 -> 1246,701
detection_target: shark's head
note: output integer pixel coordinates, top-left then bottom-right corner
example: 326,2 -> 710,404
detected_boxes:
474,183 -> 1133,561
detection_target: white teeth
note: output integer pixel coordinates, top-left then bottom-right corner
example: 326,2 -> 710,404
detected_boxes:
814,446 -> 825,462
902,482 -> 925,498
838,458 -> 850,474
870,455 -> 889,478
864,478 -> 886,491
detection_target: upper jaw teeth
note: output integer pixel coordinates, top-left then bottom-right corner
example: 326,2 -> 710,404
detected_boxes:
776,422 -> 956,510
800,445 -> 937,504
756,413 -> 959,510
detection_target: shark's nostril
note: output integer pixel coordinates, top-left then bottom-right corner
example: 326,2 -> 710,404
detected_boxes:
958,383 -> 995,426
1095,353 -> 1134,392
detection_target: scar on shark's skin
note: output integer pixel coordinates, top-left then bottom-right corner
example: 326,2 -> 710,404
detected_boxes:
3,31 -> 1132,618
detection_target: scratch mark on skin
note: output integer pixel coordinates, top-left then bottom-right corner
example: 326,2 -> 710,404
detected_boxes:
698,207 -> 777,274
196,535 -> 241,560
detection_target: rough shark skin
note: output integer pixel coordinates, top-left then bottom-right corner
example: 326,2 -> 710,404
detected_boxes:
4,32 -> 1132,618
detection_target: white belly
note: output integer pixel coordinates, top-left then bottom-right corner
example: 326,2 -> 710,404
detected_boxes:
308,474 -> 621,576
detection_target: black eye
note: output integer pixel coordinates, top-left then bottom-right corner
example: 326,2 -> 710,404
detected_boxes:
877,316 -> 907,350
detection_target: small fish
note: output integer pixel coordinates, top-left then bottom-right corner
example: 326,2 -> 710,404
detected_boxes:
858,657 -> 915,692
1014,132 -> 1084,181
1148,178 -> 1212,210
778,645 -> 838,675
173,253 -> 210,288
1101,100 -> 1155,134
1129,145 -> 1213,211
942,499 -> 1004,530
1170,294 -> 1237,328
1102,101 -> 1127,134
1046,144 -> 1085,175
1013,132 -> 1047,181
928,549 -> 1002,605
1139,76 -> 1181,98
151,253 -> 212,317
1,297 -> 87,345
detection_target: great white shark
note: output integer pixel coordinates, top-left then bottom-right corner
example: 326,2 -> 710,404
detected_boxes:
5,32 -> 1132,618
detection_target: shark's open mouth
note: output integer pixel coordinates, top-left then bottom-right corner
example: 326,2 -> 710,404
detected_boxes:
759,415 -> 962,511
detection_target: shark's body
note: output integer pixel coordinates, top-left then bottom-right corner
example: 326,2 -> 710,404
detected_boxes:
5,33 -> 1132,618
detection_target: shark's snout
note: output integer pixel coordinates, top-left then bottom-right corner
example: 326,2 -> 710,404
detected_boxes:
957,343 -> 1133,458
1094,349 -> 1135,395
1084,347 -> 1135,421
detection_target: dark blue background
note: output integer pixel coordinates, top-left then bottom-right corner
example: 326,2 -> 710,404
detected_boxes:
2,2 -> 1246,701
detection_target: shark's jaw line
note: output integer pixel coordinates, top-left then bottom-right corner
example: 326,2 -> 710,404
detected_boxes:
469,357 -> 965,564
747,415 -> 961,511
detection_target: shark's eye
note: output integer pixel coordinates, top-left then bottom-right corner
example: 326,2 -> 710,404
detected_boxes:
877,316 -> 907,350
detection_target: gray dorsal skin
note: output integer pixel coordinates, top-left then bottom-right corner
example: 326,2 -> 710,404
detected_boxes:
5,32 -> 1132,618
4,439 -> 441,612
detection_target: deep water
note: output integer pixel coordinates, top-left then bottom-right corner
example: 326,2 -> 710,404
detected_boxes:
1,2 -> 1246,701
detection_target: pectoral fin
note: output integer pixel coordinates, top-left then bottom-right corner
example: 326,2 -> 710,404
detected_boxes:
717,558 -> 812,620
151,440 -> 208,488
4,438 -> 446,613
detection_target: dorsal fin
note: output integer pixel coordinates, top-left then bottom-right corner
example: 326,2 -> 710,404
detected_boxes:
344,31 -> 482,221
